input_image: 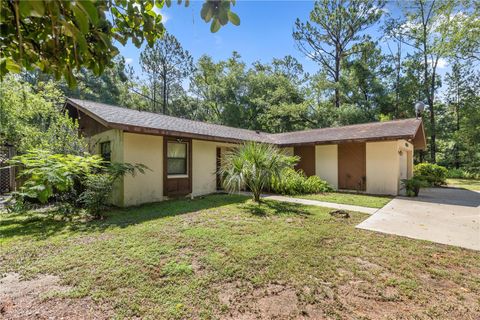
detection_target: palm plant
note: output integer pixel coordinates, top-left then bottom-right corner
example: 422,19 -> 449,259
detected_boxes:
219,142 -> 298,202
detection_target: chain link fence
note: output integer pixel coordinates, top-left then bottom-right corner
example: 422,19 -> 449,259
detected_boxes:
0,145 -> 16,194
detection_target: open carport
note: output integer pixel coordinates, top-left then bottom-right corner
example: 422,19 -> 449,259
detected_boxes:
357,187 -> 480,251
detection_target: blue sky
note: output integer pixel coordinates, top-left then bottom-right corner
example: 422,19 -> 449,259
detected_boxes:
120,1 -> 318,75
118,1 -> 452,84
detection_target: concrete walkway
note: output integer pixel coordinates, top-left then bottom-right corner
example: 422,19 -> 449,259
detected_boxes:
238,192 -> 379,214
357,188 -> 480,251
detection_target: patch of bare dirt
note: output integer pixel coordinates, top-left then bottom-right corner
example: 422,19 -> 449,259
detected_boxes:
218,282 -> 303,319
331,274 -> 480,320
214,272 -> 480,320
0,273 -> 113,320
72,232 -> 114,245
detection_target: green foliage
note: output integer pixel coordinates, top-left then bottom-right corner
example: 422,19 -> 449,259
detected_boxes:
401,177 -> 429,197
140,33 -> 194,114
57,57 -> 150,111
0,75 -> 87,154
200,0 -> 240,32
78,173 -> 114,217
9,150 -> 148,216
414,163 -> 448,186
79,162 -> 149,216
162,261 -> 194,277
219,142 -> 297,202
447,168 -> 480,180
304,175 -> 333,193
438,61 -> 480,170
0,0 -> 239,86
10,150 -> 103,204
271,168 -> 333,195
107,162 -> 149,180
190,53 -> 310,132
294,0 -> 385,108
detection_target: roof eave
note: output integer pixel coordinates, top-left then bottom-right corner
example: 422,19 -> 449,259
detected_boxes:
66,99 -> 264,144
411,120 -> 427,150
66,98 -> 111,128
276,134 -> 417,147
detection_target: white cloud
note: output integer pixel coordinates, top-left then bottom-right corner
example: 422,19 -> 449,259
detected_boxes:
125,58 -> 133,64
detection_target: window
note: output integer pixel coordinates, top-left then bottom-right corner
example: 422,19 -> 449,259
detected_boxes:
167,141 -> 187,175
100,141 -> 111,162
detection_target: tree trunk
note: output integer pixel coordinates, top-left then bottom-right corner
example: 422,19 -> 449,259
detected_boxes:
428,70 -> 436,163
454,83 -> 460,168
422,20 -> 436,163
394,41 -> 401,118
152,80 -> 156,111
162,73 -> 167,115
334,47 -> 341,108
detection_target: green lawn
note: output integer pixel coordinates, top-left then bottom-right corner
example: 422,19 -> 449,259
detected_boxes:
447,178 -> 480,191
296,192 -> 393,208
1,195 -> 479,319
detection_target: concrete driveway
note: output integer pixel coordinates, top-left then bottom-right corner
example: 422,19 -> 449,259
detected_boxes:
357,187 -> 480,251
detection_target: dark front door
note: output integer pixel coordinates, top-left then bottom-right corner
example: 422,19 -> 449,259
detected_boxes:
294,145 -> 316,177
164,137 -> 192,197
338,142 -> 366,191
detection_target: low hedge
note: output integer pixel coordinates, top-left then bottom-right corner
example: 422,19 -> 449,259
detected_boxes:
414,163 -> 447,186
271,168 -> 333,195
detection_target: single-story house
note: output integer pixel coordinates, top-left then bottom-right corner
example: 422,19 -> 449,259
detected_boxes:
65,98 -> 426,207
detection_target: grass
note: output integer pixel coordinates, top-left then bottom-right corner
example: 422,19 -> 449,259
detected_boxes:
447,178 -> 480,191
295,192 -> 393,208
1,194 -> 479,319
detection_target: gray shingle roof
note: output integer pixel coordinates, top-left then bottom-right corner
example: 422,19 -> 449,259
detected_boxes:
66,98 -> 425,147
270,118 -> 423,145
67,98 -> 274,143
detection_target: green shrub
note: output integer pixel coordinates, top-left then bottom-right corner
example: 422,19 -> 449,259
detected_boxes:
78,173 -> 114,218
304,175 -> 334,193
79,163 -> 148,217
10,149 -> 148,216
447,168 -> 480,180
9,150 -> 103,204
414,163 -> 448,186
219,142 -> 297,202
271,168 -> 333,195
401,177 -> 429,197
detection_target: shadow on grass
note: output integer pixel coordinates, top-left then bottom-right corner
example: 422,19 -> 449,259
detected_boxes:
242,200 -> 311,217
0,194 -> 249,242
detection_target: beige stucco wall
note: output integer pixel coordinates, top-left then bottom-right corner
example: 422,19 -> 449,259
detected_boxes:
89,129 -> 124,206
192,140 -> 237,197
315,144 -> 338,189
366,140 -> 414,195
123,133 -> 164,206
192,139 -> 217,197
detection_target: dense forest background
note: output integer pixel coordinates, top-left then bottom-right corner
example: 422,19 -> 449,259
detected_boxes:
1,0 -> 479,171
